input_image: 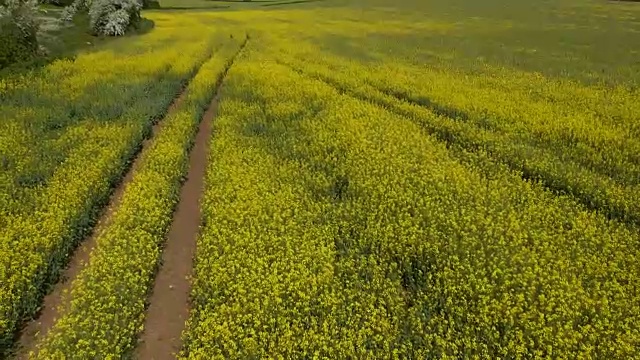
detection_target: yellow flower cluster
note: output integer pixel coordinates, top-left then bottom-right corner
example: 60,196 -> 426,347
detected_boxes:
181,48 -> 639,358
275,46 -> 640,227
0,15 -> 221,354
31,34 -> 247,358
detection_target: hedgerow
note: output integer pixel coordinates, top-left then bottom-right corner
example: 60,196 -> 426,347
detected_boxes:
61,0 -> 142,36
0,0 -> 40,68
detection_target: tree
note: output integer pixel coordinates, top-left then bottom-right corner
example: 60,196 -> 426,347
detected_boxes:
89,0 -> 141,36
0,0 -> 41,68
62,0 -> 141,36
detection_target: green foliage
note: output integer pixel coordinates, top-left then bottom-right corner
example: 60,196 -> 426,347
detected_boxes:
0,19 -> 37,68
0,0 -> 40,69
39,0 -> 74,7
144,0 -> 160,9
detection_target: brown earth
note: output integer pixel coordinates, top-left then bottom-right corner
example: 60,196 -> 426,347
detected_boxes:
15,92 -> 188,360
133,92 -> 220,360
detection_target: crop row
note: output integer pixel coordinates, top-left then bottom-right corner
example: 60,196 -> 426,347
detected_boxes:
0,30 -> 223,355
31,34 -> 246,359
272,46 -> 640,226
181,49 -> 639,358
0,15 -> 230,221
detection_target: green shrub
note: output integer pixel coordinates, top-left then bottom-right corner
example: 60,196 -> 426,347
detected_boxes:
39,0 -> 74,7
144,0 -> 160,8
0,0 -> 40,68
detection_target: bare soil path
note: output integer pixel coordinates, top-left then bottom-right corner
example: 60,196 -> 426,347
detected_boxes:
134,35 -> 248,360
133,91 -> 220,360
14,90 -> 189,360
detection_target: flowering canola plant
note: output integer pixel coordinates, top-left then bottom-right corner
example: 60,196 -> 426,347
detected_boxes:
180,39 -> 640,358
2,3 -> 640,358
0,14 -> 225,354
32,33 -> 246,360
275,45 -> 640,227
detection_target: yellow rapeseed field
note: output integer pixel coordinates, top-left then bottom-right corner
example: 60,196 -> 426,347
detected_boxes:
181,35 -> 640,358
0,13 -> 228,353
2,0 -> 639,357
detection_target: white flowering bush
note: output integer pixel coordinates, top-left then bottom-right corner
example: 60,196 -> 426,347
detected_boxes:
89,0 -> 140,36
59,0 -> 87,22
62,0 -> 141,36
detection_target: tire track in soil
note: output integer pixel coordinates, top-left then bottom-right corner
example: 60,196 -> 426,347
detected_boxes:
134,37 -> 248,360
133,92 -> 217,360
282,61 -> 640,227
14,81 -> 194,360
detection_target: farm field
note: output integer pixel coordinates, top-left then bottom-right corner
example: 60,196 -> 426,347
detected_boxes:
1,0 -> 639,358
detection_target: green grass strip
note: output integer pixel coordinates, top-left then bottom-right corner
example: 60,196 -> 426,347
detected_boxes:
32,34 -> 246,359
261,0 -> 325,7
